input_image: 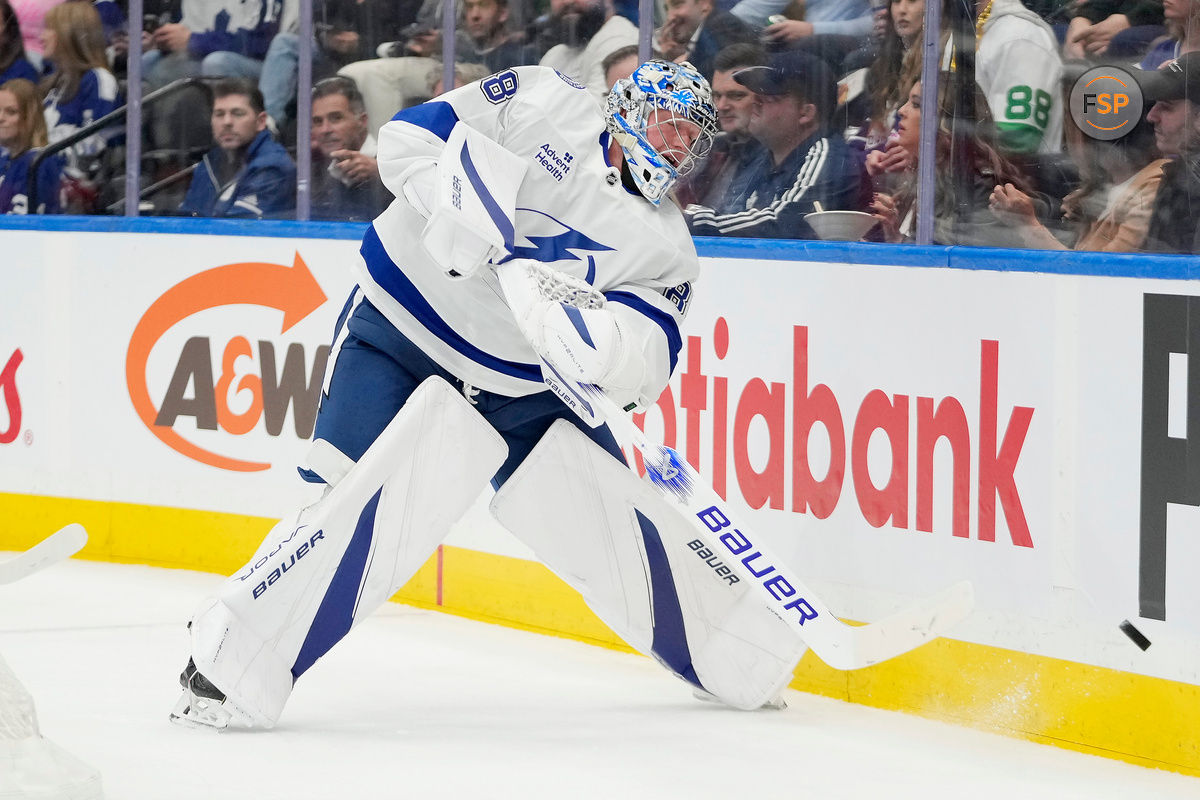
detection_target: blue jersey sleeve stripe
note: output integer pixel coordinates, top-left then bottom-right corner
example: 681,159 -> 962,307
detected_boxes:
360,226 -> 543,382
603,290 -> 683,374
390,101 -> 460,142
458,141 -> 516,252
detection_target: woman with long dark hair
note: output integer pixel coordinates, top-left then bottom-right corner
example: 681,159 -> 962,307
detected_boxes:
0,77 -> 63,213
0,0 -> 37,85
868,74 -> 1033,246
860,0 -> 924,158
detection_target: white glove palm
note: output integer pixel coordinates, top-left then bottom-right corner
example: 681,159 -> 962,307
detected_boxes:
499,260 -> 646,407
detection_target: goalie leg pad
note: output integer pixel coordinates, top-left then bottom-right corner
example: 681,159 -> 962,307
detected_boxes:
490,420 -> 806,710
189,376 -> 508,726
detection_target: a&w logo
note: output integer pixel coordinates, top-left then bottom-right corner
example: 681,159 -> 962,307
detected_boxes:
126,253 -> 329,472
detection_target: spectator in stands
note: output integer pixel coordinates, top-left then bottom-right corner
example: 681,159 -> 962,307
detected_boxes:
0,0 -> 37,84
39,0 -> 120,212
751,0 -> 873,75
141,0 -> 281,88
316,0 -> 423,67
736,0 -> 872,37
1064,0 -> 1165,61
180,78 -> 296,218
653,0 -> 755,80
426,59 -> 490,96
377,0 -> 485,61
675,42 -> 764,207
259,0 -> 420,133
843,0 -> 891,71
10,0 -> 57,70
685,50 -> 867,238
601,43 -> 641,89
1139,52 -> 1200,252
1139,0 -> 1198,69
309,76 -> 388,221
0,77 -> 62,213
463,0 -> 536,71
867,76 -> 1032,246
850,0 -> 923,156
988,110 -> 1166,251
336,0 -> 530,135
976,0 -> 1064,156
536,0 -> 637,103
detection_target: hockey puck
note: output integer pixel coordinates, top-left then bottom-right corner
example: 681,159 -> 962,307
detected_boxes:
1119,619 -> 1151,651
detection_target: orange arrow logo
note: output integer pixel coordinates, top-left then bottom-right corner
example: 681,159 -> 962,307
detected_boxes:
126,252 -> 327,472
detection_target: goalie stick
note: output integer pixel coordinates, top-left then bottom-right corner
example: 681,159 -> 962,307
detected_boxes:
496,260 -> 973,671
0,524 -> 88,585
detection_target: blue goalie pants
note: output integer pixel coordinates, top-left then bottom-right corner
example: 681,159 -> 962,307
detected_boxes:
304,289 -> 624,487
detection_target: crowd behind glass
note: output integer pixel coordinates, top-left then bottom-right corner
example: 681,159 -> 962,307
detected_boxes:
1,0 -> 1198,253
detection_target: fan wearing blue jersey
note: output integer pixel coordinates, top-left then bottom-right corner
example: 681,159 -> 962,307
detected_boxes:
0,77 -> 62,213
169,61 -> 745,731
38,0 -> 120,201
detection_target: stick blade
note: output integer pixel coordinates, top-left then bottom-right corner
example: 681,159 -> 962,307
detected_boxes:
843,580 -> 975,670
0,523 -> 89,585
50,523 -> 89,557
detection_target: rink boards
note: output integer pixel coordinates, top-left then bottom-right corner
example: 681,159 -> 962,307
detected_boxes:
1,218 -> 1198,777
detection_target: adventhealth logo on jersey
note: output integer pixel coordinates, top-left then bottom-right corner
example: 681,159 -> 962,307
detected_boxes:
534,143 -> 574,182
0,348 -> 23,445
125,253 -> 330,472
636,319 -> 1037,548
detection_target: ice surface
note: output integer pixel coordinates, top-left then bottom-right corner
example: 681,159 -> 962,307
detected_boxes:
1,558 -> 1198,800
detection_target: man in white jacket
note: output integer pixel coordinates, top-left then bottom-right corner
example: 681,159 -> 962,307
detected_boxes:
537,0 -> 638,102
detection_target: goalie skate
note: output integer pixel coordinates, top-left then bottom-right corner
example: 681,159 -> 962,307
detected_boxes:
691,687 -> 788,711
168,659 -> 244,732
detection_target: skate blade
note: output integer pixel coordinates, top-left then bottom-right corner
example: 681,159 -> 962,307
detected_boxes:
168,690 -> 232,732
691,687 -> 788,711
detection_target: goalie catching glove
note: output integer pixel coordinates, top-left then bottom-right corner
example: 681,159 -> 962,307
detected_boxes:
500,259 -> 649,410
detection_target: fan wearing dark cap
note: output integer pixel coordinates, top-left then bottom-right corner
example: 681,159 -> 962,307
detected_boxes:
1140,52 -> 1200,253
684,50 -> 868,239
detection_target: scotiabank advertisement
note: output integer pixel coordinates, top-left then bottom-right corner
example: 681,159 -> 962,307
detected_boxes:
652,262 -> 1054,621
1,228 -> 1198,687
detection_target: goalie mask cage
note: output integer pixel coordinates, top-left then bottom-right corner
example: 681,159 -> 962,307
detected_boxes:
0,653 -> 104,800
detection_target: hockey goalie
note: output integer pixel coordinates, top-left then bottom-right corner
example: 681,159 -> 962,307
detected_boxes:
170,59 -> 971,731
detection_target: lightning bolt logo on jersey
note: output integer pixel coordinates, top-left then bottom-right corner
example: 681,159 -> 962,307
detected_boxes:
361,65 -> 698,399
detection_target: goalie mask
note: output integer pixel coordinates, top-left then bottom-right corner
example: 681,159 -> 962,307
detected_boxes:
605,59 -> 718,205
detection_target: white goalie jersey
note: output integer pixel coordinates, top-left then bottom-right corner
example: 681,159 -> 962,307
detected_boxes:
358,65 -> 699,401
